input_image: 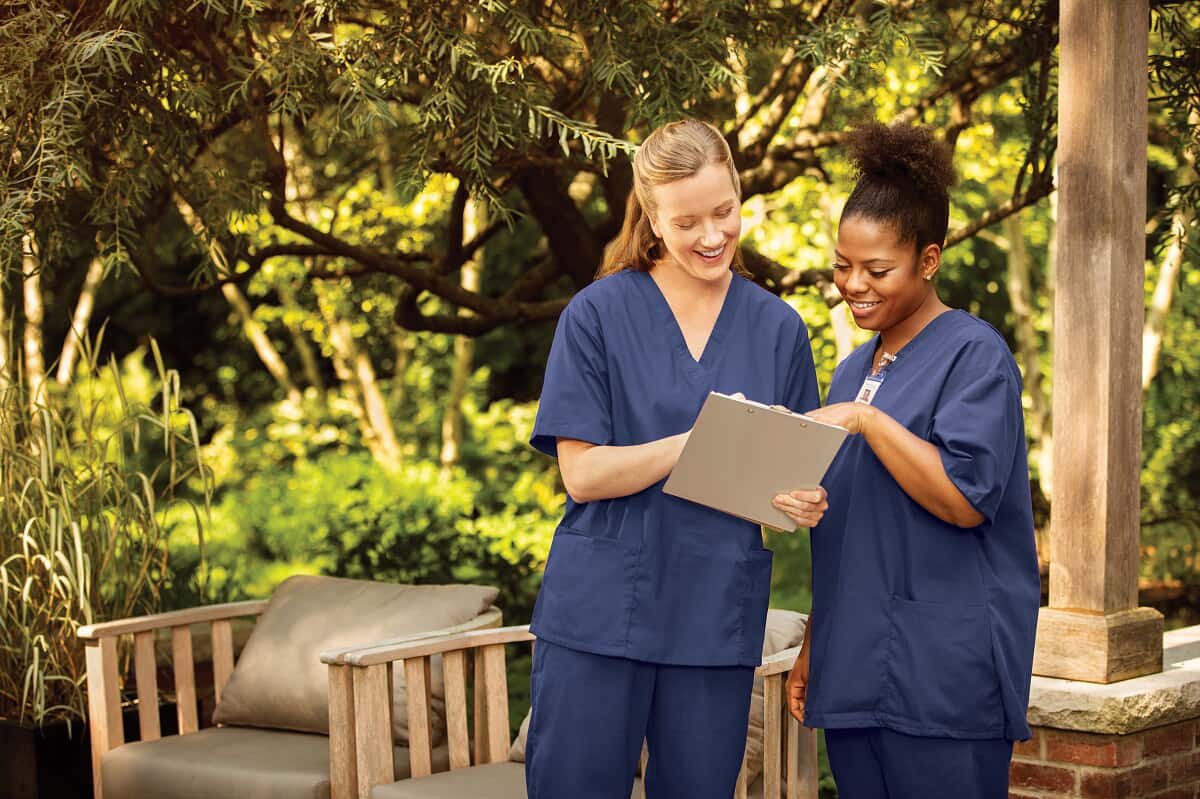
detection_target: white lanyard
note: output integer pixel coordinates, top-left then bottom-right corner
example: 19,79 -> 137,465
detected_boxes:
854,351 -> 896,406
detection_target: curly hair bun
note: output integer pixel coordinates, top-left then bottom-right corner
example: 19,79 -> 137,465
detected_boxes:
845,121 -> 956,198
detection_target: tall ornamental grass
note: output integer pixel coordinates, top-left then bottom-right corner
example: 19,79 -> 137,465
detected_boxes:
0,333 -> 208,728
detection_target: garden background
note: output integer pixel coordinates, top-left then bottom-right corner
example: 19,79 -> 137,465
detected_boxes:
1,2 -> 1197,797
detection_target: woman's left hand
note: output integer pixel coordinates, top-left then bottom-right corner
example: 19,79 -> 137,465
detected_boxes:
804,402 -> 876,435
771,486 -> 828,529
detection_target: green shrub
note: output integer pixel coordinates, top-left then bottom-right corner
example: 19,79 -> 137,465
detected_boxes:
0,341 -> 207,727
174,451 -> 555,623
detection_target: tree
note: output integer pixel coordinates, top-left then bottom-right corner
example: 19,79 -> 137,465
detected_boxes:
3,0 -> 1062,338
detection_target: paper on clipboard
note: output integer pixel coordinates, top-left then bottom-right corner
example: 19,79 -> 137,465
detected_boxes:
663,391 -> 848,530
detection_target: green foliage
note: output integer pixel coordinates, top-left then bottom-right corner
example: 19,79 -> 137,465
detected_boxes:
204,453 -> 547,619
0,338 -> 208,727
167,354 -> 560,622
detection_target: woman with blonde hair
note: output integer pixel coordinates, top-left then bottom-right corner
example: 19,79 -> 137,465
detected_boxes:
525,119 -> 827,798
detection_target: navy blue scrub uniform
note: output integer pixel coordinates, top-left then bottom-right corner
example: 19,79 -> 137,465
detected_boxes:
527,269 -> 819,799
804,310 -> 1041,799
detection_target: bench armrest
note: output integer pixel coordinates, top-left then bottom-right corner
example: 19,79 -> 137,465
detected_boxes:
336,623 -> 534,667
77,599 -> 269,640
319,607 -> 505,665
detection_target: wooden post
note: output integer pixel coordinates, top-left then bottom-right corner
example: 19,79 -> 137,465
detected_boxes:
1033,0 -> 1162,683
85,637 -> 124,799
328,664 -> 358,799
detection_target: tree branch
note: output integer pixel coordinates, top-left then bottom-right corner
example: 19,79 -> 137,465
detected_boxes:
733,0 -> 839,163
944,176 -> 1056,250
741,247 -> 836,303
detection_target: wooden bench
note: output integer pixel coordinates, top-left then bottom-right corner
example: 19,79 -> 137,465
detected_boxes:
80,589 -> 503,799
328,625 -> 820,799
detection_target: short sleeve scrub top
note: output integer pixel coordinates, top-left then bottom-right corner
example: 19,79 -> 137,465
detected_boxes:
804,310 -> 1041,741
530,269 -> 820,667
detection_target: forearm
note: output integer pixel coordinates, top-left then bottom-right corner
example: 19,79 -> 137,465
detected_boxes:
861,407 -> 985,528
558,432 -> 690,503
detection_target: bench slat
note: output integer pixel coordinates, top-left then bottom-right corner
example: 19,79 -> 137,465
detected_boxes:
134,631 -> 160,741
443,649 -> 471,770
404,657 -> 434,778
170,625 -> 199,735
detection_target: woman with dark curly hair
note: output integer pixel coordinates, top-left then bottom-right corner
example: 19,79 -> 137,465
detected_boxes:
777,122 -> 1041,799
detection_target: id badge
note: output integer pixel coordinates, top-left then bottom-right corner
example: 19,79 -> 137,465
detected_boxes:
855,376 -> 883,405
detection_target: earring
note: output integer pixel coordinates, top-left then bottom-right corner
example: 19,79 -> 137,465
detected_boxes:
923,274 -> 933,281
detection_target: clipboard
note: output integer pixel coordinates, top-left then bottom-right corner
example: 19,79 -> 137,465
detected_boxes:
663,392 -> 848,530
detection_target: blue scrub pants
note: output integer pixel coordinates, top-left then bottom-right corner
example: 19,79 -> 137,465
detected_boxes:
825,727 -> 1014,799
524,639 -> 755,799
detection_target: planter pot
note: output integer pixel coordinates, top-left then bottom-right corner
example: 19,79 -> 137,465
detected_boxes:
0,703 -> 180,799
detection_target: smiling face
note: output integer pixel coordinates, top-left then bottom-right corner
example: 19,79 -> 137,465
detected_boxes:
834,215 -> 942,333
647,162 -> 741,283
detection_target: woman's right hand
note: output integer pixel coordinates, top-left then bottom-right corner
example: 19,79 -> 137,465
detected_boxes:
785,649 -> 809,723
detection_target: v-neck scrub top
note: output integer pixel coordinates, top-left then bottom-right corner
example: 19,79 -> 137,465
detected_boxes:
804,310 -> 1041,741
529,269 -> 820,667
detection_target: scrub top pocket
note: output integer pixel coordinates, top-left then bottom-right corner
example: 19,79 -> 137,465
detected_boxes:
738,549 -> 774,663
878,596 -> 1005,738
533,528 -> 634,652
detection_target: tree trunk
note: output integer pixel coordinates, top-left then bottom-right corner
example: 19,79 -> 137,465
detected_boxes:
56,256 -> 105,385
1003,213 -> 1050,452
221,282 -> 303,406
1142,201 -> 1189,395
829,301 -> 855,364
819,193 -> 855,364
391,329 -> 413,410
277,280 -> 326,396
316,285 -> 403,472
1142,132 -> 1197,395
22,234 -> 46,412
440,197 -> 485,470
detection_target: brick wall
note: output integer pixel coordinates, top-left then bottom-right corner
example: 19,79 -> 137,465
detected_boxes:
1010,720 -> 1200,799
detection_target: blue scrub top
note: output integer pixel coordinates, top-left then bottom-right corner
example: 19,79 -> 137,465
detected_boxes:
529,269 -> 820,667
804,310 -> 1041,741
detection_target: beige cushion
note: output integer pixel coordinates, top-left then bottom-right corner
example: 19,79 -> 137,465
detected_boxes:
371,761 -> 767,799
102,726 -> 450,799
212,575 -> 498,746
373,762 -> 527,799
506,609 -> 807,774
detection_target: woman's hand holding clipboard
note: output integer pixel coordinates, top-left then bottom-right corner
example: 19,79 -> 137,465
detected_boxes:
663,391 -> 847,531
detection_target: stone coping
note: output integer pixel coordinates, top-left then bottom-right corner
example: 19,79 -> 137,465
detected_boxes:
1028,624 -> 1200,735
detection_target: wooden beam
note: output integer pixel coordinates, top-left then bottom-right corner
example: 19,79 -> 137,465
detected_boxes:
1035,0 -> 1162,682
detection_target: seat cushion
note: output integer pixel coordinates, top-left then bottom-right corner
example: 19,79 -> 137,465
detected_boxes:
372,762 -> 527,799
370,762 -> 766,799
212,575 -> 498,745
102,726 -> 450,799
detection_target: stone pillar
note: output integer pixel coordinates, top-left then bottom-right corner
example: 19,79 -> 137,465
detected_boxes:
1034,0 -> 1162,683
